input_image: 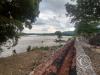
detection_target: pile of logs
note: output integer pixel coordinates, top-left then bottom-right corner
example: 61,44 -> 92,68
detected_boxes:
30,39 -> 76,75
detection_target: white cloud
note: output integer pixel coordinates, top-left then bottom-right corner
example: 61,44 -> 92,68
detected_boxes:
23,0 -> 75,33
47,26 -> 57,32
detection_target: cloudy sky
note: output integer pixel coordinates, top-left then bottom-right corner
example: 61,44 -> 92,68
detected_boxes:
23,0 -> 75,33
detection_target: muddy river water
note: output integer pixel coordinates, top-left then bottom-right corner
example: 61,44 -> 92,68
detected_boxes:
0,35 -> 71,57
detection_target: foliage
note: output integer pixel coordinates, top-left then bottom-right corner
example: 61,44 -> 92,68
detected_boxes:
65,0 -> 100,36
0,47 -> 3,53
21,31 -> 75,36
55,31 -> 62,40
27,45 -> 31,52
89,33 -> 100,46
0,0 -> 41,45
62,31 -> 75,36
66,0 -> 100,22
32,46 -> 49,51
32,45 -> 62,51
75,21 -> 99,36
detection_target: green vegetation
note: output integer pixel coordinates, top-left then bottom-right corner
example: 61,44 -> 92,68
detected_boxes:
27,45 -> 63,52
21,33 -> 55,36
27,45 -> 31,52
89,33 -> 100,46
32,46 -> 50,51
65,0 -> 100,37
0,47 -> 3,53
55,31 -> 62,40
0,0 -> 41,45
21,31 -> 75,36
62,31 -> 75,36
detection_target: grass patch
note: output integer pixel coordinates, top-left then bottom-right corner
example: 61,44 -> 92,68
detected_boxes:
27,45 -> 31,52
0,47 -> 3,53
31,46 -> 49,51
31,45 -> 63,51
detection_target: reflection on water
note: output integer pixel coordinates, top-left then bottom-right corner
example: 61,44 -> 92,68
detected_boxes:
0,35 -> 71,57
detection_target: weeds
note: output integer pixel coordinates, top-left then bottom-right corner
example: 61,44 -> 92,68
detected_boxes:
27,46 -> 31,52
32,46 -> 49,51
0,47 -> 3,53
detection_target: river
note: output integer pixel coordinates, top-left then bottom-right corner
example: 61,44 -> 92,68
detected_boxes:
0,35 -> 72,57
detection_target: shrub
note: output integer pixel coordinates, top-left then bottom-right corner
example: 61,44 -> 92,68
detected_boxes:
27,46 -> 31,52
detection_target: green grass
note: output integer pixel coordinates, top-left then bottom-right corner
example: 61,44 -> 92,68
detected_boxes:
31,45 -> 63,51
0,48 -> 3,53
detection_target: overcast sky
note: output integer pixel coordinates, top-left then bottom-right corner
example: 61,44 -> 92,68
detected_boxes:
23,0 -> 75,33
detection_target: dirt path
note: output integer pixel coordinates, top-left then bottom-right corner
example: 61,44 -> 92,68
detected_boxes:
0,50 -> 51,75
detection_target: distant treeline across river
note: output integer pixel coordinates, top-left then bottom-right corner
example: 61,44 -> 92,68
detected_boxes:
21,31 -> 75,36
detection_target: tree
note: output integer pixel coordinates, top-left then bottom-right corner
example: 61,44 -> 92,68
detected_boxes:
65,0 -> 100,37
75,21 -> 99,37
55,31 -> 62,40
0,0 -> 41,45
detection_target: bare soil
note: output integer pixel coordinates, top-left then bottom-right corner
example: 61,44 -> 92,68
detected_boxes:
0,50 -> 52,75
84,47 -> 100,75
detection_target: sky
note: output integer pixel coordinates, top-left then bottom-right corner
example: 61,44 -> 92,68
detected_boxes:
23,0 -> 75,33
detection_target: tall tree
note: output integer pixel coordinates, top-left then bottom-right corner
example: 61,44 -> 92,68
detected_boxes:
0,0 -> 41,45
65,0 -> 100,36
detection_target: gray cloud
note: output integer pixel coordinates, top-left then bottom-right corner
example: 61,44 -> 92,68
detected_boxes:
23,0 -> 75,33
40,0 -> 71,13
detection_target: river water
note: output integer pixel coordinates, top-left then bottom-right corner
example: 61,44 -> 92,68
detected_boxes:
0,35 -> 71,57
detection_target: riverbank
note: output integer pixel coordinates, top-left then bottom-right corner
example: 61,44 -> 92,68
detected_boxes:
0,46 -> 61,75
0,35 -> 71,57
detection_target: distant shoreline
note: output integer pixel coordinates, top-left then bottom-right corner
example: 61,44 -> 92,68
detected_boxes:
21,31 -> 75,36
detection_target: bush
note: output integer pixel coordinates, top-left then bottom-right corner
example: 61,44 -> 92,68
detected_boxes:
0,48 -> 3,53
27,46 -> 31,52
32,46 -> 50,51
89,34 -> 100,46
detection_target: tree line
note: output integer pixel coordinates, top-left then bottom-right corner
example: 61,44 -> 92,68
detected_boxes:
65,0 -> 100,37
0,0 -> 100,47
0,0 -> 41,46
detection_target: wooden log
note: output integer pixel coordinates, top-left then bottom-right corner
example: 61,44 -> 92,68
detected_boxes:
30,40 -> 75,75
57,46 -> 75,75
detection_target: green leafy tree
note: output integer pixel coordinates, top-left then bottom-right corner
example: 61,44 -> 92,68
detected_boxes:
55,31 -> 62,40
65,0 -> 100,37
0,0 -> 41,45
75,21 -> 99,37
